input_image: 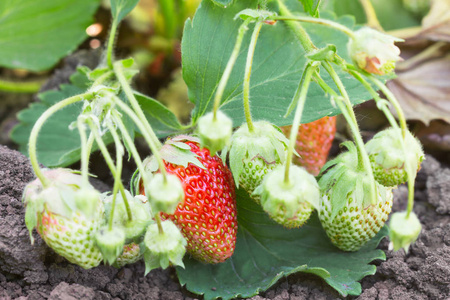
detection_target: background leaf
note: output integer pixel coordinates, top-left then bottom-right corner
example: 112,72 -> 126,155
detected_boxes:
210,0 -> 234,7
299,0 -> 320,17
181,0 -> 376,127
11,71 -> 183,167
177,189 -> 387,300
0,0 -> 100,72
110,0 -> 140,23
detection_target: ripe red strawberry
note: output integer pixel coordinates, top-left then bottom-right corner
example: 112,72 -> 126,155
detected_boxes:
137,135 -> 237,264
282,116 -> 336,176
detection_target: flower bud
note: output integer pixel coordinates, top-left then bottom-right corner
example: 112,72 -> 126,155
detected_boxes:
197,111 -> 232,156
147,173 -> 184,214
389,211 -> 421,253
143,220 -> 186,274
348,27 -> 403,75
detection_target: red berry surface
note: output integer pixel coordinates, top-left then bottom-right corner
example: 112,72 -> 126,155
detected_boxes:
140,141 -> 237,264
282,116 -> 336,176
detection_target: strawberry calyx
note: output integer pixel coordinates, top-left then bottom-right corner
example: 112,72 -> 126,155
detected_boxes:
143,220 -> 187,275
222,121 -> 290,186
318,141 -> 388,221
95,226 -> 126,265
147,173 -> 185,214
388,211 -> 422,253
253,165 -> 319,228
197,111 -> 233,156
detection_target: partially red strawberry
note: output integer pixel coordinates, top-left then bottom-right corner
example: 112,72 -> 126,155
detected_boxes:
136,135 -> 237,264
282,116 -> 336,176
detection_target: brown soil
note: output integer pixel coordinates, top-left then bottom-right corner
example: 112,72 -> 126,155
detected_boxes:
0,143 -> 449,300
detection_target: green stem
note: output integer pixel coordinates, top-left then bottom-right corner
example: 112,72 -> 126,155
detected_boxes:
28,92 -> 94,187
284,63 -> 317,183
160,0 -> 176,39
86,118 -> 131,220
77,119 -> 90,188
369,76 -> 407,138
90,71 -> 114,89
107,19 -> 119,69
348,70 -> 399,130
86,133 -> 95,162
113,62 -> 162,150
276,0 -> 315,53
243,21 -> 263,133
212,19 -> 251,119
272,16 -> 355,38
106,121 -> 129,229
110,93 -> 168,180
359,0 -> 382,30
0,78 -> 44,93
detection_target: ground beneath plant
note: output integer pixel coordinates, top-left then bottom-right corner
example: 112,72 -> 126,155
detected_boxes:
1,141 -> 449,300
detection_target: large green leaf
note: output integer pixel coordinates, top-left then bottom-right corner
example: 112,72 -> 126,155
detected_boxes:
182,0 -> 374,127
177,189 -> 388,300
11,72 -> 183,167
0,0 -> 100,72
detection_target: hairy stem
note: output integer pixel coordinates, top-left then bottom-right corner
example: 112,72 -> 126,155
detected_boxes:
212,19 -> 251,119
243,21 -> 263,133
284,63 -> 317,183
77,119 -> 90,188
359,0 -> 382,30
369,76 -> 407,138
107,19 -> 119,69
28,92 -> 94,187
272,16 -> 355,38
277,0 -> 315,53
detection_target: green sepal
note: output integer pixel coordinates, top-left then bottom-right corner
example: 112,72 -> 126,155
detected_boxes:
234,9 -> 277,22
158,135 -> 206,170
306,44 -> 337,62
147,173 -> 184,214
143,220 -> 186,275
95,227 -> 126,265
388,211 -> 422,253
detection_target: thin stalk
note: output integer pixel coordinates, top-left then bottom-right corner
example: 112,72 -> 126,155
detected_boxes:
113,62 -> 162,150
284,64 -> 317,183
28,92 -> 94,187
106,19 -> 119,69
110,94 -> 168,180
369,76 -> 407,138
106,121 -> 127,230
85,133 -> 95,162
86,119 -> 131,220
348,70 -> 399,130
90,71 -> 114,89
243,21 -> 263,133
359,0 -> 382,30
276,0 -> 315,53
0,78 -> 44,93
113,110 -> 164,231
212,19 -> 252,119
272,16 -> 355,38
314,70 -> 377,205
160,0 -> 177,39
77,119 -> 90,188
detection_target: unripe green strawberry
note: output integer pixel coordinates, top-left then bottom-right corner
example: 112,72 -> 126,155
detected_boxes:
23,169 -> 104,269
143,220 -> 186,275
222,121 -> 289,203
95,227 -> 126,265
113,242 -> 143,268
365,128 -> 424,187
253,165 -> 319,228
388,211 -> 421,253
147,173 -> 184,214
402,0 -> 430,15
318,142 -> 393,251
281,116 -> 336,176
197,110 -> 233,156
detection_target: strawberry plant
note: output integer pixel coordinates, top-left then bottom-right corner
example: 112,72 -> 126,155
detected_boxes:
10,0 -> 426,299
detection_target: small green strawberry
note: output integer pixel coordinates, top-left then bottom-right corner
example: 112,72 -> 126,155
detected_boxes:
388,211 -> 421,253
23,169 -> 104,269
365,128 -> 424,187
318,142 -> 393,251
253,165 -> 319,228
147,172 -> 184,215
143,220 -> 186,275
197,110 -> 233,156
103,190 -> 152,243
95,226 -> 126,265
222,121 -> 290,203
113,242 -> 143,268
